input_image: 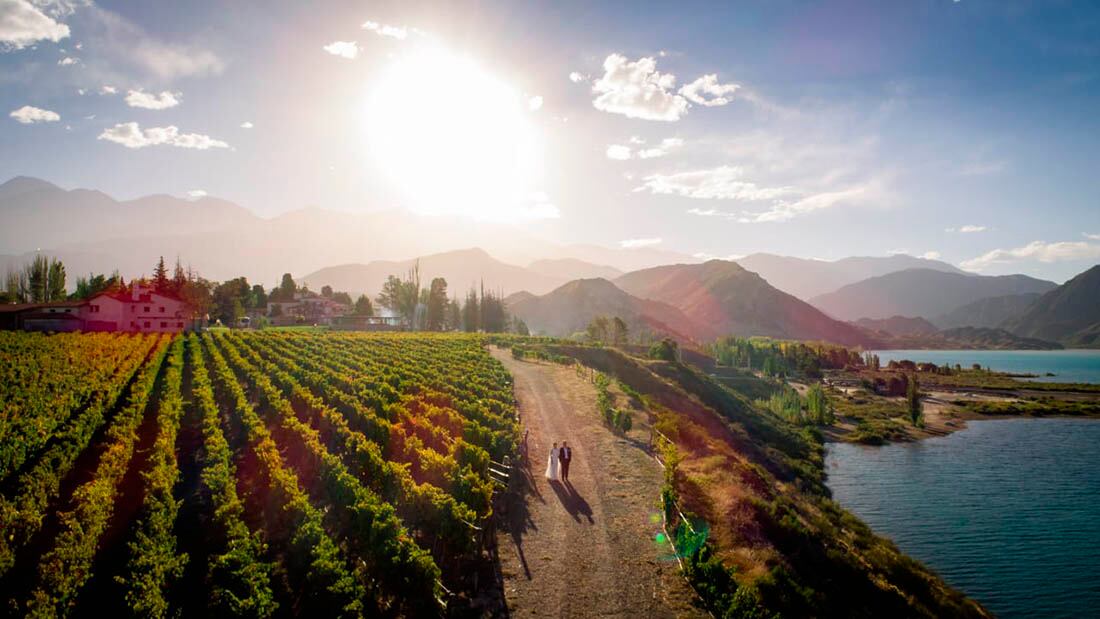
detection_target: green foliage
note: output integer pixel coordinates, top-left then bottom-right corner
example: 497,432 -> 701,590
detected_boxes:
648,338 -> 679,362
118,338 -> 189,617
907,376 -> 923,427
710,336 -> 862,379
0,333 -> 162,577
27,335 -> 172,616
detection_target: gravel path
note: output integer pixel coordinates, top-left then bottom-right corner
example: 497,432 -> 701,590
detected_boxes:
491,350 -> 703,618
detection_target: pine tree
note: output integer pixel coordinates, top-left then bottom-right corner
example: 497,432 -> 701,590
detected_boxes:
153,256 -> 169,292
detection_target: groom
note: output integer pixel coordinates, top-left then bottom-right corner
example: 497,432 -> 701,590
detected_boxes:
559,441 -> 572,482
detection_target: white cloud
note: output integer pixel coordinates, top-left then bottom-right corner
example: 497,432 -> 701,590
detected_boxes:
323,40 -> 358,59
679,74 -> 739,107
0,0 -> 70,50
240,121 -> 253,129
568,71 -> 586,83
620,237 -> 662,249
738,185 -> 870,223
606,137 -> 683,161
637,166 -> 796,201
637,137 -> 683,159
527,95 -> 543,111
97,122 -> 229,150
946,224 -> 987,233
57,55 -> 76,65
124,89 -> 180,110
99,84 -> 116,94
10,104 -> 59,123
186,189 -> 206,199
362,20 -> 408,40
76,87 -> 84,95
920,251 -> 942,260
516,192 -> 560,219
87,6 -> 222,79
605,144 -> 632,160
961,240 -> 1100,271
1085,233 -> 1100,241
591,54 -> 688,121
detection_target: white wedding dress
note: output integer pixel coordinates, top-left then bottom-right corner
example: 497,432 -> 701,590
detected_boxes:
545,447 -> 560,481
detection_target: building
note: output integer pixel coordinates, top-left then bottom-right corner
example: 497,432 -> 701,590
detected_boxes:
267,292 -> 350,326
331,315 -> 404,331
0,284 -> 196,333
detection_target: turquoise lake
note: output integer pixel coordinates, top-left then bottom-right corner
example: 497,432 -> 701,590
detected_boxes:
827,418 -> 1100,618
871,349 -> 1100,384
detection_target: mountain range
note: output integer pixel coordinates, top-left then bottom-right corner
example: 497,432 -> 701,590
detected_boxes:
735,253 -> 967,300
1002,265 -> 1100,347
3,175 -> 1096,348
0,176 -> 686,287
809,269 -> 1057,322
300,248 -> 596,297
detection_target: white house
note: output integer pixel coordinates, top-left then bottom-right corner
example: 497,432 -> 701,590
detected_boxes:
82,283 -> 193,333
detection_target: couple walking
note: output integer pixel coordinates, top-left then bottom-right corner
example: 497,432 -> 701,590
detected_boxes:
545,441 -> 572,482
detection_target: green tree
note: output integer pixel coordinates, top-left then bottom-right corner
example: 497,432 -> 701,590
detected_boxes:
426,277 -> 448,331
610,316 -> 629,346
586,315 -> 610,343
805,383 -> 833,425
649,338 -> 679,362
907,376 -> 923,426
15,255 -> 67,303
250,284 -> 268,309
447,295 -> 461,330
462,287 -> 479,332
332,291 -> 352,306
212,277 -> 250,325
271,273 -> 296,302
321,285 -> 333,298
153,256 -> 169,293
376,261 -> 422,328
353,294 -> 374,316
479,286 -> 507,333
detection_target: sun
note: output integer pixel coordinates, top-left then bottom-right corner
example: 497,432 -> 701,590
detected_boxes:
363,46 -> 546,221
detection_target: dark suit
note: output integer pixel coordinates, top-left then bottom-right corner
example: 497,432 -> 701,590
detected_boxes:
559,446 -> 572,481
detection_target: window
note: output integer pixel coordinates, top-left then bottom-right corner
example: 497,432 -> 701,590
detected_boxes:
160,322 -> 167,328
90,305 -> 100,313
144,321 -> 151,328
159,306 -> 165,313
177,321 -> 183,328
131,305 -> 136,312
144,306 -> 150,313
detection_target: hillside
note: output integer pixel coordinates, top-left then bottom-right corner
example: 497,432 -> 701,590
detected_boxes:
736,252 -> 965,300
299,248 -> 564,297
1002,265 -> 1100,347
932,293 -> 1042,329
809,268 -> 1057,321
506,278 -> 708,341
518,342 -> 988,617
615,260 -> 878,347
877,327 -> 1063,350
854,315 -> 939,336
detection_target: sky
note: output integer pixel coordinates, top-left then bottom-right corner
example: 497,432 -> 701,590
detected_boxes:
1,0 -> 1099,282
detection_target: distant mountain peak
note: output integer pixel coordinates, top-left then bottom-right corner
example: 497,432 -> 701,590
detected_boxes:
0,176 -> 61,199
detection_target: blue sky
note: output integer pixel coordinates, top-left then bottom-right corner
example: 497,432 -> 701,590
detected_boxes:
2,0 -> 1098,282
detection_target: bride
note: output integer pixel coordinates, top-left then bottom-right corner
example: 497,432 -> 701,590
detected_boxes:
545,441 -> 560,481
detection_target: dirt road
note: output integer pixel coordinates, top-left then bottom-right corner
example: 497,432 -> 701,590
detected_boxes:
491,349 -> 703,618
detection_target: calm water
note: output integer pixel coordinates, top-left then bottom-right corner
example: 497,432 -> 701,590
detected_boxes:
872,349 -> 1100,384
827,419 -> 1100,618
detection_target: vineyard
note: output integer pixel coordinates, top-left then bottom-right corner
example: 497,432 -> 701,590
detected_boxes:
0,331 -> 518,618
